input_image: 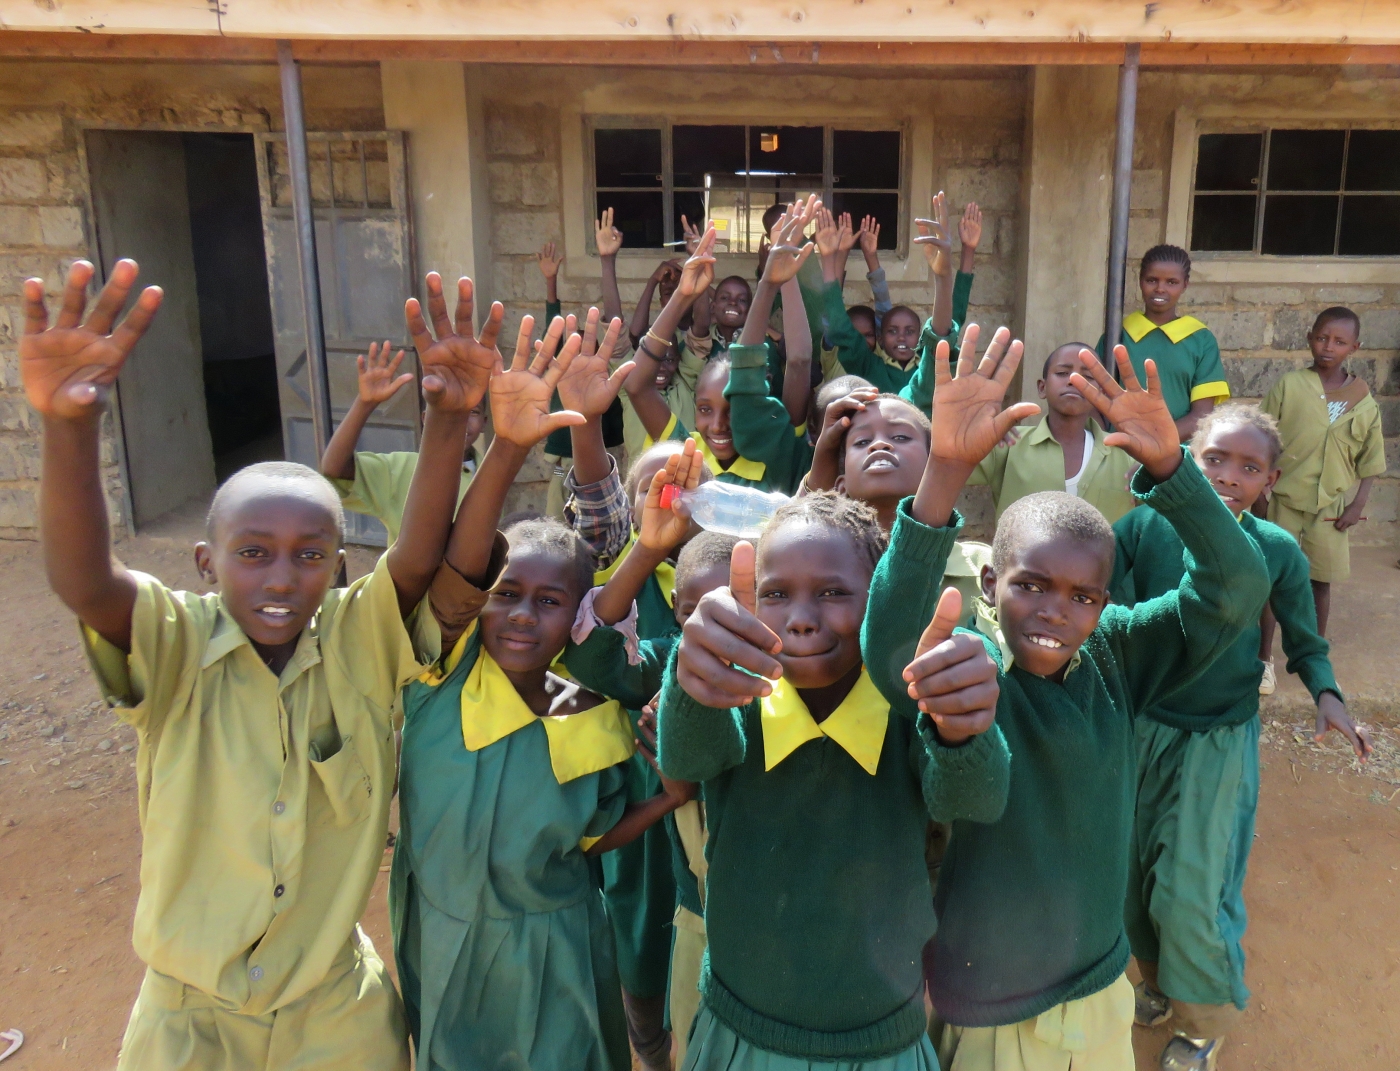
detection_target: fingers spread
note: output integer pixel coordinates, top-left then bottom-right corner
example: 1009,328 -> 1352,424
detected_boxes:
86,260 -> 138,335
423,272 -> 453,341
405,297 -> 434,356
21,277 -> 50,335
478,301 -> 505,354
110,286 -> 164,356
453,277 -> 476,337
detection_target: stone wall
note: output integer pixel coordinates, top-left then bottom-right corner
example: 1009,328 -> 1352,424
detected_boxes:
0,60 -> 383,539
1128,68 -> 1400,545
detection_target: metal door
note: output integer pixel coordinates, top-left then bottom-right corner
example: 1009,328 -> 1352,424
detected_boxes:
254,131 -> 418,546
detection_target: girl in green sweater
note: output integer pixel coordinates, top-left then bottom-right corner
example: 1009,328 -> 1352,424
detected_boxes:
880,335 -> 1271,1071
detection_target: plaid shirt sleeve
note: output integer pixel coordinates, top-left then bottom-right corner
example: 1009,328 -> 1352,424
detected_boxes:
563,453 -> 633,569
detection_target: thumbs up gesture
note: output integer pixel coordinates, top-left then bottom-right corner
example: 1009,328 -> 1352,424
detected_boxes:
676,541 -> 785,709
901,587 -> 1000,745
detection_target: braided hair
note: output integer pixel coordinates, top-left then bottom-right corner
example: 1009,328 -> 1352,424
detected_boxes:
1190,402 -> 1283,466
1139,244 -> 1191,280
501,517 -> 595,599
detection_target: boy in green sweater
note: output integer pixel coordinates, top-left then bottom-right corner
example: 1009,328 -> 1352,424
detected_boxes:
1112,402 -> 1370,1071
879,336 -> 1271,1071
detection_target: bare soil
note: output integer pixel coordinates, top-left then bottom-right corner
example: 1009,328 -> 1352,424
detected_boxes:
1,524 -> 1396,1071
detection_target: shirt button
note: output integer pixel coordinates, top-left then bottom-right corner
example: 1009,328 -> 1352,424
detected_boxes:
273,801 -> 286,815
249,966 -> 264,981
274,884 -> 285,898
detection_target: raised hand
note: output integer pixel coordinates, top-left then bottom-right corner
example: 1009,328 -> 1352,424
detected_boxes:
638,436 -> 703,552
760,201 -> 816,287
915,190 -> 953,276
676,540 -> 784,707
1314,692 -> 1372,761
930,324 -> 1041,467
1068,346 -> 1181,481
680,214 -> 704,255
858,215 -> 881,257
901,587 -> 1000,743
808,386 -> 879,491
595,208 -> 623,257
813,205 -> 841,259
488,314 -> 585,447
21,259 -> 163,420
677,227 -> 717,299
357,340 -> 414,406
405,274 -> 497,414
959,202 -> 983,252
536,241 -> 563,280
556,306 -> 634,417
836,211 -> 858,254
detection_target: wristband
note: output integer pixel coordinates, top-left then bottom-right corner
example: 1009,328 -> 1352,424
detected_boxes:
645,329 -> 671,353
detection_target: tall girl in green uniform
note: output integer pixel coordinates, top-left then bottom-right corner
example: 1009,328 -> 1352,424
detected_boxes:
1097,245 -> 1230,443
391,316 -> 691,1071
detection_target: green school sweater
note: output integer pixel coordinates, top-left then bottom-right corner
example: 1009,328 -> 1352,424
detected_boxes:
1111,506 -> 1339,733
654,527 -> 1010,1059
724,342 -> 814,495
562,627 -> 704,917
862,455 -> 1271,1028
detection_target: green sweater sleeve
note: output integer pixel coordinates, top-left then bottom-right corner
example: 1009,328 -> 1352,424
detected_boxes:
656,645 -> 749,782
1269,537 -> 1341,703
898,313 -> 961,414
561,628 -> 674,711
725,343 -> 814,494
1100,452 -> 1272,714
1108,507 -> 1146,602
951,270 -> 973,332
819,279 -> 903,393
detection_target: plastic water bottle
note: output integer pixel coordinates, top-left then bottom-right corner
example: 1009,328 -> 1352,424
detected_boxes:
659,482 -> 790,539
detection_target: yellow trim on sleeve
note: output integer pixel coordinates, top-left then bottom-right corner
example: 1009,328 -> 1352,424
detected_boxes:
760,667 -> 889,775
593,534 -> 676,608
579,835 -> 603,852
641,412 -> 681,451
1189,380 -> 1231,403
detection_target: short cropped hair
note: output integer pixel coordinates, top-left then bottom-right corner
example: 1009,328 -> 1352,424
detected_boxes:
1042,342 -> 1097,379
760,490 -> 888,575
1190,402 -> 1283,466
675,531 -> 740,594
846,304 -> 876,325
1139,244 -> 1191,280
206,461 -> 344,542
882,304 -> 921,330
501,517 -> 594,598
623,440 -> 713,502
991,492 -> 1115,576
715,274 -> 753,299
1312,305 -> 1361,338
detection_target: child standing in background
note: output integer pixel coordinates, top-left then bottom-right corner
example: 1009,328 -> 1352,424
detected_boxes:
1098,245 -> 1230,442
1259,306 -> 1386,651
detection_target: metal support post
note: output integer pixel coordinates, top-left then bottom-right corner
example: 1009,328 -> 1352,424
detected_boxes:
1104,43 -> 1141,365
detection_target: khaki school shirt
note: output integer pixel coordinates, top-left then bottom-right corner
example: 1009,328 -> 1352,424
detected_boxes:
969,415 -> 1138,524
1262,368 -> 1387,514
82,555 -> 422,1014
332,448 -> 480,546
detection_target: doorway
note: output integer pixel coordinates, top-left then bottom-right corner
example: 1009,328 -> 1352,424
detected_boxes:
86,130 -> 282,528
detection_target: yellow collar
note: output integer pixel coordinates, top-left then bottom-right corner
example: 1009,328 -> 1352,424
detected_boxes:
760,667 -> 889,775
423,625 -> 635,783
644,413 -> 767,486
593,533 -> 676,608
1123,311 -> 1208,345
974,597 -> 1082,679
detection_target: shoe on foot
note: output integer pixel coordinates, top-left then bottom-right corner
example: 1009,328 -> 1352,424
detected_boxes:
1134,980 -> 1172,1027
1160,1035 -> 1223,1071
1258,660 -> 1276,696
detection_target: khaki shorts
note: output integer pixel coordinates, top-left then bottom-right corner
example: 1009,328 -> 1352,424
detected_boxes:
1267,496 -> 1350,582
117,927 -> 408,1071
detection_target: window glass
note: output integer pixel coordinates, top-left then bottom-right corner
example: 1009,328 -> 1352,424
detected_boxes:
1339,195 -> 1400,255
1266,129 -> 1345,192
748,126 -> 823,182
1194,133 -> 1262,192
673,125 -> 745,189
595,128 -> 662,189
831,192 -> 900,250
597,191 -> 664,248
1260,194 -> 1338,256
833,130 -> 901,189
1191,194 -> 1257,252
1344,130 -> 1400,191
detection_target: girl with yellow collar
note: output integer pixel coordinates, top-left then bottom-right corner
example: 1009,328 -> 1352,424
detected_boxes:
391,316 -> 691,1071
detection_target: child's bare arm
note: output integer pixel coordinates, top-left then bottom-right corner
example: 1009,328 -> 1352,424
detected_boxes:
1334,475 -> 1374,530
595,208 -> 625,324
913,325 -> 1039,528
321,341 -> 414,481
915,191 -> 955,338
958,202 -> 982,275
24,260 -> 162,651
747,200 -> 817,426
627,262 -> 670,348
536,241 -> 563,305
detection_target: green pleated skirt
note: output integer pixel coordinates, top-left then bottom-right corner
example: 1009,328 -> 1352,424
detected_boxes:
683,1005 -> 942,1071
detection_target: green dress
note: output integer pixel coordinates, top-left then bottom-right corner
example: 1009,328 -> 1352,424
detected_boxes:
391,623 -> 634,1071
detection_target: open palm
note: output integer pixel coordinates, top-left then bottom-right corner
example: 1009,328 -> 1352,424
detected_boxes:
406,273 -> 497,414
1069,346 -> 1179,474
21,259 -> 163,420
930,325 -> 1041,465
357,341 -> 413,405
639,438 -> 703,551
489,316 -> 586,447
557,307 -> 633,417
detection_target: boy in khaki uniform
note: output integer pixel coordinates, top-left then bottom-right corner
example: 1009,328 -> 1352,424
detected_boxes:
1260,306 -> 1386,648
23,260 -> 520,1070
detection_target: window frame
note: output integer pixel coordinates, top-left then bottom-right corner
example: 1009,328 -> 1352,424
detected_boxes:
1186,121 -> 1400,259
583,115 -> 909,256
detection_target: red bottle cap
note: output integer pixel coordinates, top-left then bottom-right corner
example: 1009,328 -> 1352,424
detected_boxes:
659,485 -> 680,510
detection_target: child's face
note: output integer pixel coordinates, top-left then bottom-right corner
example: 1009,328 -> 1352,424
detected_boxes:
464,397 -> 487,451
481,547 -> 583,676
981,536 -> 1111,680
880,309 -> 921,367
195,489 -> 344,652
1193,423 -> 1279,516
674,561 -> 731,627
1038,347 -> 1094,419
1308,317 -> 1360,373
694,366 -> 736,462
1139,261 -> 1188,318
849,310 -> 878,352
652,344 -> 681,391
713,279 -> 752,329
836,398 -> 929,515
757,522 -> 871,690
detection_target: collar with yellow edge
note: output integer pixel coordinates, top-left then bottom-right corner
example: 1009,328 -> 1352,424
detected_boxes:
593,532 -> 676,608
1123,311 -> 1208,346
644,412 -> 768,485
973,596 -> 1082,679
421,624 -> 636,784
761,666 -> 889,775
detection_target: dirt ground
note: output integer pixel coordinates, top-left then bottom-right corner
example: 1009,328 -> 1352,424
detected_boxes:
0,518 -> 1397,1071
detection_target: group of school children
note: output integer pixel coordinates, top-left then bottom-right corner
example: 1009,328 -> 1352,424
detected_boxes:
19,179 -> 1381,1071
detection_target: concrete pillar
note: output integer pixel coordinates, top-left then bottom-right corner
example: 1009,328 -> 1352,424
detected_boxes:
380,61 -> 493,305
1016,66 -> 1118,387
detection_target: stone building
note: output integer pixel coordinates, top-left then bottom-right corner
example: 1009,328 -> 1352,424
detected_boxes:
0,7 -> 1395,545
